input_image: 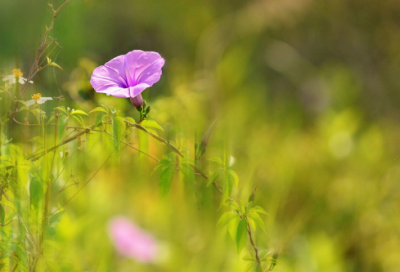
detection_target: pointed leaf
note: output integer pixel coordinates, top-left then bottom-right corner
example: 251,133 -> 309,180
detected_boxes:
221,172 -> 233,205
89,107 -> 108,114
0,206 -> 4,225
112,116 -> 126,151
243,254 -> 256,261
207,170 -> 221,187
245,262 -> 258,272
228,169 -> 239,187
141,120 -> 163,131
71,110 -> 88,116
209,157 -> 223,165
180,163 -> 195,185
124,117 -> 136,125
259,250 -> 271,261
29,178 -> 43,209
58,116 -> 69,141
247,217 -> 257,231
160,166 -> 175,197
53,106 -> 67,115
236,218 -> 248,254
248,211 -> 266,233
224,200 -> 240,211
251,206 -> 268,215
49,62 -> 63,70
217,212 -> 239,228
71,115 -> 84,127
49,211 -> 65,226
95,113 -> 105,127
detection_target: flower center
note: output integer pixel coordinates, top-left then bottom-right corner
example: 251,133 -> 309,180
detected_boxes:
12,69 -> 23,78
32,93 -> 42,101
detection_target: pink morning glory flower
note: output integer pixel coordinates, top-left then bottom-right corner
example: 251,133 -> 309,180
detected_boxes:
109,217 -> 158,262
90,50 -> 165,107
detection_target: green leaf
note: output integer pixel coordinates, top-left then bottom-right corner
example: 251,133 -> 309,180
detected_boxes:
254,263 -> 263,272
0,206 -> 4,225
236,218 -> 248,254
206,170 -> 221,187
243,254 -> 256,261
141,120 -> 164,131
209,157 -> 223,165
58,116 -> 69,141
251,206 -> 268,215
47,115 -> 55,124
71,110 -> 88,116
259,250 -> 270,261
53,106 -> 67,115
228,169 -> 239,187
180,163 -> 195,185
247,217 -> 257,231
245,262 -> 258,272
95,113 -> 105,127
146,128 -> 158,136
248,211 -> 266,233
112,116 -> 126,151
224,200 -> 240,211
49,211 -> 65,226
124,117 -> 136,125
30,108 -> 42,123
71,115 -> 84,127
160,166 -> 175,197
89,107 -> 108,114
29,178 -> 43,209
153,158 -> 173,173
49,62 -> 63,70
221,171 -> 233,205
15,246 -> 28,268
217,212 -> 239,228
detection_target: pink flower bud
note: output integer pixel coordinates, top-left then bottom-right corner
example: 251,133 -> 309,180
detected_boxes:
130,94 -> 143,107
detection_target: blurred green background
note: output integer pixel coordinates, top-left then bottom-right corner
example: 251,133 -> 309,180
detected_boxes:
1,0 -> 400,271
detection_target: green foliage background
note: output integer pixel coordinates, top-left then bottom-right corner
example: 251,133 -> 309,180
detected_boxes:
1,0 -> 400,271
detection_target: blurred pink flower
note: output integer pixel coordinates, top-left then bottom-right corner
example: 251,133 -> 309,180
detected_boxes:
109,217 -> 157,262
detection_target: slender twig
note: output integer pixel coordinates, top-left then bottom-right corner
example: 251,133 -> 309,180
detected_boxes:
125,121 -> 184,157
247,221 -> 261,264
13,117 -> 57,127
29,122 -> 102,161
10,0 -> 70,119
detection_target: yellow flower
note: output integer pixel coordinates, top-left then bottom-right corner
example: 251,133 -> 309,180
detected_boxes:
31,93 -> 42,101
12,69 -> 23,78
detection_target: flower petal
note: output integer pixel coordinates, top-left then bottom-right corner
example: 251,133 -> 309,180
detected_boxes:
25,100 -> 36,107
124,51 -> 164,86
91,65 -> 128,97
136,57 -> 165,86
3,75 -> 15,85
104,55 -> 127,83
37,97 -> 53,104
106,87 -> 132,98
18,77 -> 26,84
129,83 -> 150,98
